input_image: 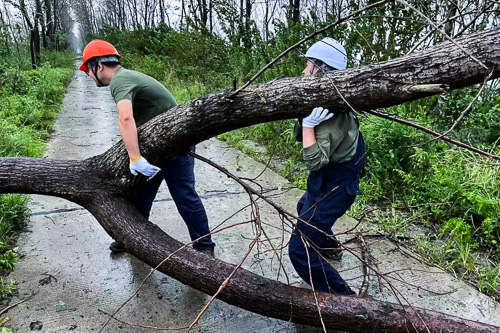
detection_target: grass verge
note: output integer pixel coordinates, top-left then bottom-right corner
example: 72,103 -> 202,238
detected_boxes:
0,49 -> 75,301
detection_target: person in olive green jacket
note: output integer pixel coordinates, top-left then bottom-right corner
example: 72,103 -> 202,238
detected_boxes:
289,37 -> 365,295
80,39 -> 215,256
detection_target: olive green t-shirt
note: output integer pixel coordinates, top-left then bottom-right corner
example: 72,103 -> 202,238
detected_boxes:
303,112 -> 359,171
110,67 -> 177,127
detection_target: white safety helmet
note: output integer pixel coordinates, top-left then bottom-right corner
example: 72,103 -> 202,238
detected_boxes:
304,37 -> 347,70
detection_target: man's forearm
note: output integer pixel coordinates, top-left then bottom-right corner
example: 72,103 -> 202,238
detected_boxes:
119,120 -> 140,160
116,99 -> 141,160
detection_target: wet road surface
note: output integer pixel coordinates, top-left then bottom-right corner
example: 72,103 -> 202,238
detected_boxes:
4,65 -> 499,332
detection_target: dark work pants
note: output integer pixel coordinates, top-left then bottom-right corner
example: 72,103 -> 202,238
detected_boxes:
289,132 -> 364,295
289,186 -> 356,295
134,152 -> 215,251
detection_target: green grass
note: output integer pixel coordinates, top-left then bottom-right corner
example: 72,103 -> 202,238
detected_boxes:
0,48 -> 75,295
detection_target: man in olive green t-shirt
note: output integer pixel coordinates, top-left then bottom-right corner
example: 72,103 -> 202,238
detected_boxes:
79,39 -> 215,256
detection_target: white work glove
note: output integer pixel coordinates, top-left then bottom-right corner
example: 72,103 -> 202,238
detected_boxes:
302,107 -> 334,128
129,156 -> 161,181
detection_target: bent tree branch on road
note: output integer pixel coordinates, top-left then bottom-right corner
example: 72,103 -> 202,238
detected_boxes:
0,27 -> 499,332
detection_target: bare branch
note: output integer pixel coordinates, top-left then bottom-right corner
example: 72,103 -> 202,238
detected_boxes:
231,0 -> 395,96
362,109 -> 500,160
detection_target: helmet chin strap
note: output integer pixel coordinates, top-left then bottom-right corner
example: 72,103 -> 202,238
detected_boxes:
309,62 -> 316,75
91,62 -> 105,87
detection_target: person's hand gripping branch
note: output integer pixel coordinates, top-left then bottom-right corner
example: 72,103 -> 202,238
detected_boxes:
302,107 -> 334,128
129,156 -> 161,181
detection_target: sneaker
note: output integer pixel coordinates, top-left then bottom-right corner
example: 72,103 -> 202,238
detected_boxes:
320,247 -> 343,260
109,241 -> 126,253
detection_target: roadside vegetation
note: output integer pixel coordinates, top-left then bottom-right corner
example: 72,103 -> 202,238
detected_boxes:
89,22 -> 499,299
0,41 -> 74,300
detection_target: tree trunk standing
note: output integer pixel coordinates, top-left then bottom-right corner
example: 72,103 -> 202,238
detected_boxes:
0,10 -> 10,55
144,0 -> 149,27
52,0 -> 58,37
238,0 -> 243,45
132,0 -> 139,28
87,0 -> 98,34
264,0 -> 269,42
243,0 -> 252,48
333,0 -> 343,20
35,0 -> 47,49
122,0 -> 127,30
29,30 -> 36,69
180,0 -> 186,28
159,0 -> 165,25
209,0 -> 213,33
198,0 -> 208,28
292,0 -> 300,23
1,28 -> 499,332
115,0 -> 122,30
444,1 -> 458,39
44,0 -> 52,47
17,0 -> 39,68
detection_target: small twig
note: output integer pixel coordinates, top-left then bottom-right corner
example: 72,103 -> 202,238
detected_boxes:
98,219 -> 254,333
453,5 -> 496,39
300,235 -> 327,333
98,309 -> 189,331
337,208 -> 374,236
0,290 -> 39,315
390,240 -> 443,270
188,206 -> 262,331
358,234 -> 371,296
407,7 -> 492,54
385,274 -> 457,296
191,151 -> 346,243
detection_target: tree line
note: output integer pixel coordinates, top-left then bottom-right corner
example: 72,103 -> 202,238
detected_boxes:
2,1 -> 498,70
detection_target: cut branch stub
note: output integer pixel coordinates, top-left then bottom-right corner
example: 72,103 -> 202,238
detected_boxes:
409,84 -> 450,93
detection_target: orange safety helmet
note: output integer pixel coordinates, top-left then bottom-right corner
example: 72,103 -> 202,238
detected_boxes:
79,39 -> 121,72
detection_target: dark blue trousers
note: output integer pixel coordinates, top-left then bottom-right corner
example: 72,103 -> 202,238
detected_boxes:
289,187 -> 356,295
134,152 -> 215,251
289,132 -> 365,295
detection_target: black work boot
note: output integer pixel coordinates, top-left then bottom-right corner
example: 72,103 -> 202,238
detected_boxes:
109,241 -> 126,253
320,246 -> 343,260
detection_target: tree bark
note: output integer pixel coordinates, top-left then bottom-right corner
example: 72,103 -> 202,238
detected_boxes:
1,27 -> 499,333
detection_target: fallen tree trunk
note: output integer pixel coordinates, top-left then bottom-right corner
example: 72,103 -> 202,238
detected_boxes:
1,27 -> 499,332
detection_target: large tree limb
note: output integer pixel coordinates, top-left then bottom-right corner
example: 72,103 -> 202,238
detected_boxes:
99,25 -> 499,174
1,27 -> 499,332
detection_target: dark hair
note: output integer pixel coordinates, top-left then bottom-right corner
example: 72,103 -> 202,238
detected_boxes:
87,57 -> 120,72
100,61 -> 121,68
312,59 -> 336,73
